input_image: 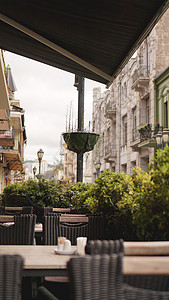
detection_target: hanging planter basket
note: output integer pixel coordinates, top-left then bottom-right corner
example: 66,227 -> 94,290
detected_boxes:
62,132 -> 99,154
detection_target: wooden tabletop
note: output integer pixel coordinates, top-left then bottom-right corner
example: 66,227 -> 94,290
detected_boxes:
1,245 -> 169,277
124,241 -> 169,256
0,245 -> 75,277
123,256 -> 169,275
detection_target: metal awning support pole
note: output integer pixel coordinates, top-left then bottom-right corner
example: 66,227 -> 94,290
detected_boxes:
77,76 -> 84,182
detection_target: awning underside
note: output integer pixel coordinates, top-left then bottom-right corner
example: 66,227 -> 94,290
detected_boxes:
0,0 -> 168,86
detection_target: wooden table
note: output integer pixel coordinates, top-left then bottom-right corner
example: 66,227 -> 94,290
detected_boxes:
1,245 -> 169,277
0,245 -> 76,277
124,241 -> 169,256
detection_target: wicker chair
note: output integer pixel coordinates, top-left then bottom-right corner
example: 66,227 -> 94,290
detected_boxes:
67,253 -> 124,300
37,286 -> 59,300
0,214 -> 36,245
42,214 -> 104,298
124,283 -> 169,299
0,254 -> 24,300
59,215 -> 104,245
84,239 -> 169,294
38,253 -> 124,300
42,214 -> 60,245
85,239 -> 124,254
59,221 -> 88,245
88,215 -> 104,240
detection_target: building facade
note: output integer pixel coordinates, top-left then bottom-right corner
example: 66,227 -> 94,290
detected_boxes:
0,51 -> 26,192
92,8 -> 169,181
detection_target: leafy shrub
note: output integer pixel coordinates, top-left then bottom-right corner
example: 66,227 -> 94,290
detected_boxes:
1,179 -> 71,208
131,146 -> 169,240
1,146 -> 169,241
92,170 -> 136,240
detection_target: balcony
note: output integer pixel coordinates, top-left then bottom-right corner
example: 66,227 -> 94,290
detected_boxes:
104,102 -> 116,120
132,66 -> 149,98
130,123 -> 163,150
0,127 -> 14,147
104,144 -> 116,162
130,127 -> 141,151
0,139 -> 23,171
0,109 -> 10,131
139,123 -> 152,142
137,123 -> 163,149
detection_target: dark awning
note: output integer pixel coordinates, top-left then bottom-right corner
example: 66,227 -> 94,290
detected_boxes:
0,1 -> 168,87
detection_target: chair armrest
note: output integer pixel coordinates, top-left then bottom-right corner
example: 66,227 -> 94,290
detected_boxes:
37,286 -> 59,300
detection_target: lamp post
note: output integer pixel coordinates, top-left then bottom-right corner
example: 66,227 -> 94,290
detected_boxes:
155,128 -> 169,149
33,166 -> 37,180
37,149 -> 44,175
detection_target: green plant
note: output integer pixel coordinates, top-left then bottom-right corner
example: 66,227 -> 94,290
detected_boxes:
1,179 -> 70,208
138,123 -> 151,133
2,151 -> 169,242
131,148 -> 169,240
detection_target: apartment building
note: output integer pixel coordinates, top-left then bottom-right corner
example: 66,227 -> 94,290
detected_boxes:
0,51 -> 26,192
92,8 -> 169,180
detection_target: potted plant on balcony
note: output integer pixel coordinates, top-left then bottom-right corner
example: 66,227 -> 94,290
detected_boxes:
138,123 -> 151,134
138,123 -> 152,141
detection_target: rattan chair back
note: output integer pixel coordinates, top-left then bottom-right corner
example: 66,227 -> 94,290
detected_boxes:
43,214 -> 60,245
68,253 -> 124,300
85,239 -> 124,254
0,254 -> 24,300
0,214 -> 36,245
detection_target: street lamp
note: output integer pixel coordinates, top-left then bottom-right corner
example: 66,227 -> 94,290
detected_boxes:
33,166 -> 37,180
37,149 -> 44,175
155,128 -> 169,149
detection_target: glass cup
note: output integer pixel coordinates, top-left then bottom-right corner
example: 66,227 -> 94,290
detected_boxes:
58,236 -> 66,251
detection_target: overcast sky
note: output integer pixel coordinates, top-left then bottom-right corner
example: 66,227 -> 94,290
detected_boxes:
3,51 -> 106,165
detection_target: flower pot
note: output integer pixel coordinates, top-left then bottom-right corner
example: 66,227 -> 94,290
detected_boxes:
62,132 -> 99,154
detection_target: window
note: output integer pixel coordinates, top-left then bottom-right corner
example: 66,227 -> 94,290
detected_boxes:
121,163 -> 127,173
65,167 -> 67,176
131,161 -> 136,174
146,98 -> 150,123
123,115 -> 127,145
105,127 -> 110,155
132,107 -> 137,140
164,99 -> 168,128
